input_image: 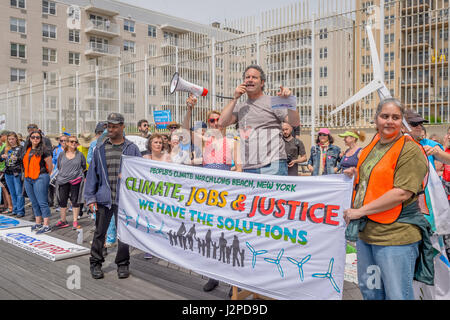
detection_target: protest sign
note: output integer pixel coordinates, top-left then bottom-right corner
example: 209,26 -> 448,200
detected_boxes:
0,214 -> 35,230
153,110 -> 172,129
0,227 -> 90,261
118,156 -> 352,300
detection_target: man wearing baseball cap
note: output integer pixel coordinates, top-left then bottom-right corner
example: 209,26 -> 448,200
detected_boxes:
404,109 -> 443,168
85,112 -> 142,280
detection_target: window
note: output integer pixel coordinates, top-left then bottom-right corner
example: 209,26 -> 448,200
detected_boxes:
384,33 -> 395,44
10,68 -> 26,82
69,52 -> 80,65
124,103 -> 134,114
440,28 -> 449,41
11,43 -> 26,58
10,17 -> 26,34
10,0 -> 25,9
319,28 -> 328,40
319,47 -> 328,59
124,19 -> 135,32
149,85 -> 157,96
148,44 -> 157,56
148,25 -> 157,37
69,29 -> 80,43
320,66 -> 328,78
43,71 -> 57,85
43,47 -> 57,62
123,40 -> 135,53
42,0 -> 56,15
42,23 -> 56,39
319,86 -> 328,97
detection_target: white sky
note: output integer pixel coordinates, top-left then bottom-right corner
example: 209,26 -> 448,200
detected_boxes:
118,0 -> 308,25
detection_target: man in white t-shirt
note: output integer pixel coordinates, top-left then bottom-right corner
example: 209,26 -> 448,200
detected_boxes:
218,65 -> 300,175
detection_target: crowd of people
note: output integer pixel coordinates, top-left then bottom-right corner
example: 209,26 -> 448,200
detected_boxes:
0,64 -> 449,300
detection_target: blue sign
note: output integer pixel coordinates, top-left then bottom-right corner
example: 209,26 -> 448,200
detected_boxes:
0,216 -> 20,229
153,110 -> 172,129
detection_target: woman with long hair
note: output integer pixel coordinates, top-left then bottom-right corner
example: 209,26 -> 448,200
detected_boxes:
307,128 -> 341,176
0,132 -> 24,217
22,130 -> 53,234
54,136 -> 86,230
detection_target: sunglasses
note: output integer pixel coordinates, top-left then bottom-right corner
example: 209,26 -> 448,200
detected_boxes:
409,122 -> 423,127
30,135 -> 41,140
209,118 -> 219,124
318,133 -> 328,137
60,139 -> 67,142
168,126 -> 178,129
69,140 -> 78,144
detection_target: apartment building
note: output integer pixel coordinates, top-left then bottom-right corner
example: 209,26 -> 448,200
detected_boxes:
356,0 -> 450,123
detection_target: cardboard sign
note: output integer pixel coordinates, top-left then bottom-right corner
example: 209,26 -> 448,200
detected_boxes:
0,214 -> 35,230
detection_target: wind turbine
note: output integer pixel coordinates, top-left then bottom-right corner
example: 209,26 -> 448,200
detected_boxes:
329,23 -> 411,131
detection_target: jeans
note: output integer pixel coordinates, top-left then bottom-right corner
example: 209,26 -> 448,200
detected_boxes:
244,160 -> 288,176
356,239 -> 420,300
90,204 -> 129,267
24,173 -> 51,219
4,174 -> 25,215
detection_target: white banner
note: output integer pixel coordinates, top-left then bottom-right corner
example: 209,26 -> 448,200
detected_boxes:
0,214 -> 35,230
118,156 -> 353,300
0,227 -> 90,261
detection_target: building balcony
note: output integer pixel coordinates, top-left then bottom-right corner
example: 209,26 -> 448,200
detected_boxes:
85,43 -> 120,58
401,0 -> 431,14
85,87 -> 118,100
85,5 -> 119,17
85,20 -> 120,38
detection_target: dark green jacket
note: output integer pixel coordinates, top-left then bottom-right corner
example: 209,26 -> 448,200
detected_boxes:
345,201 -> 435,285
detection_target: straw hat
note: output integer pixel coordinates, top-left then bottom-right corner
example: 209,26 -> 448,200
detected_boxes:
78,132 -> 96,148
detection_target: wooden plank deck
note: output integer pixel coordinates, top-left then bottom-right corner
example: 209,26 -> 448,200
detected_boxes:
0,205 -> 362,300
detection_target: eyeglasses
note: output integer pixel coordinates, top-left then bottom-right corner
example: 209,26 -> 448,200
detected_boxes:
30,135 -> 41,140
209,118 -> 219,124
60,139 -> 67,142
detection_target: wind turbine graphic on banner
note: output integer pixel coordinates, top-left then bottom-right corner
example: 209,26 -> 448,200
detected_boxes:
329,23 -> 411,131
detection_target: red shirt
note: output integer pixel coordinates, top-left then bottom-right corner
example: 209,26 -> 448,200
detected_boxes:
444,148 -> 450,200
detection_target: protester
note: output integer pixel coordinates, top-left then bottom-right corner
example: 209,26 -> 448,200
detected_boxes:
0,130 -> 13,214
170,130 -> 191,165
161,133 -> 171,153
49,134 -> 68,208
344,98 -> 433,300
85,112 -> 141,280
137,119 -> 151,139
167,121 -> 181,134
307,128 -> 341,176
26,124 -> 52,150
87,121 -> 107,165
218,64 -> 300,175
78,133 -> 95,168
403,110 -> 444,169
422,127 -> 450,166
0,132 -> 24,217
282,122 -> 306,176
142,133 -> 171,259
54,136 -> 86,230
338,130 -> 366,172
22,130 -> 53,234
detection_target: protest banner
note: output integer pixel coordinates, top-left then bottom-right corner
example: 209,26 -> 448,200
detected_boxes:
118,156 -> 353,300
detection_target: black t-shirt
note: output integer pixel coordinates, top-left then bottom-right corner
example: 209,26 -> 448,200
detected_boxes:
1,145 -> 24,175
283,136 -> 306,176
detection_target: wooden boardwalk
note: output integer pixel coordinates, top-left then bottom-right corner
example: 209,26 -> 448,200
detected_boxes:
0,206 -> 362,300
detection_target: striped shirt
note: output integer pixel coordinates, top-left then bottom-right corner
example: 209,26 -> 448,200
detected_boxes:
104,139 -> 124,204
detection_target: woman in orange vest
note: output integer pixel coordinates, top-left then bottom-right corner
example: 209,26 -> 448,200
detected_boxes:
22,130 -> 53,234
343,98 -> 433,300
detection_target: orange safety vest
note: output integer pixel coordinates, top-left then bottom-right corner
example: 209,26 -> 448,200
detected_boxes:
23,148 -> 49,180
353,134 -> 428,224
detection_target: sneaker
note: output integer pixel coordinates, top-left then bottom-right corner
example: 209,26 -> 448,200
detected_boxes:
72,221 -> 81,230
55,220 -> 69,229
31,224 -> 43,232
36,225 -> 52,234
117,265 -> 130,279
16,213 -> 25,218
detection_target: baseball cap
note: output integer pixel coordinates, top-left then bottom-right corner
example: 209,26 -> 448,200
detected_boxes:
95,121 -> 107,133
107,113 -> 124,124
318,128 -> 331,135
404,109 -> 428,124
338,131 -> 359,139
